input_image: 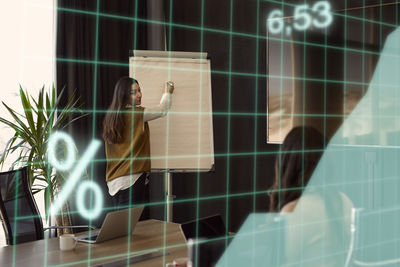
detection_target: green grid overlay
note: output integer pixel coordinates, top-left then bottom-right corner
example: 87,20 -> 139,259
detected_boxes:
7,1 -> 400,266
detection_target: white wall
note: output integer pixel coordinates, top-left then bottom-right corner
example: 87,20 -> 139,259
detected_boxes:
0,0 -> 55,247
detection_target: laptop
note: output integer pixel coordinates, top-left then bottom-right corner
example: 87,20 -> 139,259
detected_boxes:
77,206 -> 144,244
180,215 -> 227,266
180,214 -> 226,241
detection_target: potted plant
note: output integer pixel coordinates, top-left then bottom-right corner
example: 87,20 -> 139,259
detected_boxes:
0,85 -> 86,233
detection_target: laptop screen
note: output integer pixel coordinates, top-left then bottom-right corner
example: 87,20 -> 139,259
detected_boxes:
180,214 -> 226,241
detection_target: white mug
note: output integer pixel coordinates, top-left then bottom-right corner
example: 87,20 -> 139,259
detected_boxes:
166,257 -> 189,267
59,234 -> 77,251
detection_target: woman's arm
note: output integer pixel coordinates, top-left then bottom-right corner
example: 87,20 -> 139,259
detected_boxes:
143,93 -> 172,122
143,81 -> 174,122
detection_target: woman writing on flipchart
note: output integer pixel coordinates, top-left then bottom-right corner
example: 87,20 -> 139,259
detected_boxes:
103,76 -> 174,208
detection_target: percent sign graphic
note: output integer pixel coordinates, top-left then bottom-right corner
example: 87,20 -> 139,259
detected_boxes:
47,132 -> 103,219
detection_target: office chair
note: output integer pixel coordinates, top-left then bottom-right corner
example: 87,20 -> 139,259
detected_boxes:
345,208 -> 400,267
0,166 -> 94,245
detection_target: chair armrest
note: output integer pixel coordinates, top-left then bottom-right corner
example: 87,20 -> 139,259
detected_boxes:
353,258 -> 400,267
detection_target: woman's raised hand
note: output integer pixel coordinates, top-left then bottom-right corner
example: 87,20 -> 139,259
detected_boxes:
165,81 -> 175,94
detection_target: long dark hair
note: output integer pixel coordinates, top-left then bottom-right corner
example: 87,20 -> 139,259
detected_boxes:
269,126 -> 326,212
103,77 -> 138,144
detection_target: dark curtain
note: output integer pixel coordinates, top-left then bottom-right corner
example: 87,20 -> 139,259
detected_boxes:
164,0 -> 276,232
56,0 -> 277,232
163,0 -> 397,232
56,0 -> 148,227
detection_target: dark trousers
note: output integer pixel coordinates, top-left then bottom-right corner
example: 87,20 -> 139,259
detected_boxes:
113,173 -> 147,209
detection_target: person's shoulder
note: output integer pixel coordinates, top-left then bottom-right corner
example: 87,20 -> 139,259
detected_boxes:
281,200 -> 299,213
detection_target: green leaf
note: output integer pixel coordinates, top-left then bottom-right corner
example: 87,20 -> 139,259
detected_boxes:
19,86 -> 37,137
51,84 -> 56,109
32,189 -> 42,195
31,98 -> 39,112
26,165 -> 34,186
40,87 -> 66,140
32,184 -> 47,189
27,144 -> 37,168
32,180 -> 45,186
35,86 -> 45,137
10,149 -> 26,170
0,84 -> 87,220
0,117 -> 27,140
54,92 -> 86,130
9,139 -> 27,152
1,102 -> 34,142
0,134 -> 20,166
45,90 -> 52,120
44,186 -> 50,221
61,113 -> 88,129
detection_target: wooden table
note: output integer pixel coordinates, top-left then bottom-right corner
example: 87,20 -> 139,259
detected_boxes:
0,220 -> 188,267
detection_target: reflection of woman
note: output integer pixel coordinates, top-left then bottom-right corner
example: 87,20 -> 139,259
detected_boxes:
103,77 -> 174,208
269,126 -> 325,212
